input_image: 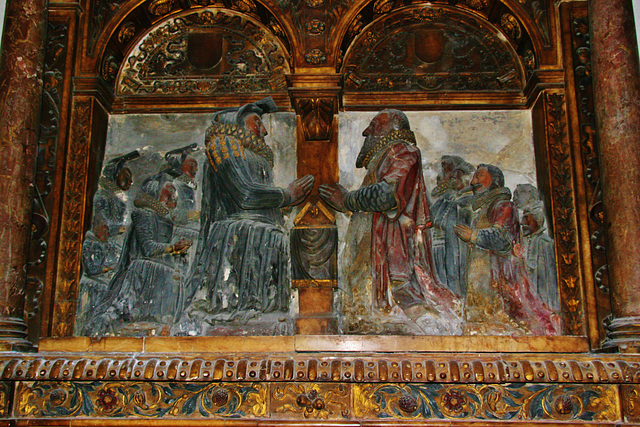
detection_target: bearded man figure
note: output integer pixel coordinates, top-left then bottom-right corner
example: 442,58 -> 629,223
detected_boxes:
320,109 -> 461,335
176,98 -> 314,335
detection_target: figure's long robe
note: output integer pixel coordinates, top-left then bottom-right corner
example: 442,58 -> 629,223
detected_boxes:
464,188 -> 559,335
180,128 -> 289,317
367,142 -> 459,316
342,141 -> 460,334
85,207 -> 180,335
523,228 -> 559,311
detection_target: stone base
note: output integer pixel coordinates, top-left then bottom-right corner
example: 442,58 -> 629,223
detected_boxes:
0,317 -> 35,352
603,315 -> 640,352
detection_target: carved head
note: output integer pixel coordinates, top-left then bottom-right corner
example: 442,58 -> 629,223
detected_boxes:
180,156 -> 198,179
471,164 -> 504,194
116,167 -> 133,191
159,182 -> 178,211
357,109 -> 411,168
243,113 -> 268,139
522,207 -> 545,236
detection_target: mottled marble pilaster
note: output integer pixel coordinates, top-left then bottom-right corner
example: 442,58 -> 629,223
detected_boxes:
0,0 -> 48,351
589,0 -> 640,350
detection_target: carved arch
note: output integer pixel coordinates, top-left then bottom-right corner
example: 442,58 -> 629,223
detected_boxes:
335,0 -> 555,79
108,7 -> 292,98
340,4 -> 527,93
89,1 -> 295,96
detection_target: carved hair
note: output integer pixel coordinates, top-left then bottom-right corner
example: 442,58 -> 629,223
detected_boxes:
477,163 -> 505,189
380,109 -> 411,131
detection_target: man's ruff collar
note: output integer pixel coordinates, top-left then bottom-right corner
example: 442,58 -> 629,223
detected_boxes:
134,192 -> 169,217
472,186 -> 512,211
207,123 -> 274,166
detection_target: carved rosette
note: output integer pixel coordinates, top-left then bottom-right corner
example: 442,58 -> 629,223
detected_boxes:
545,92 -> 584,335
52,100 -> 92,337
116,8 -> 290,96
342,5 -> 525,92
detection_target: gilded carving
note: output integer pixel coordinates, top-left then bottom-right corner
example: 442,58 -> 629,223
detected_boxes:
230,0 -> 257,14
89,0 -> 126,55
148,0 -> 175,16
622,385 -> 640,423
295,98 -> 335,140
546,92 -> 583,335
305,19 -> 326,35
118,22 -> 136,44
272,383 -> 350,419
373,0 -> 394,15
3,355 -> 640,384
500,14 -> 522,41
101,55 -> 119,82
464,0 -> 490,10
15,381 -> 267,418
26,21 -> 69,329
570,15 -> 609,306
53,100 -> 92,337
353,383 -> 619,421
117,8 -> 290,96
0,382 -> 10,417
343,5 -> 523,92
305,49 -> 327,64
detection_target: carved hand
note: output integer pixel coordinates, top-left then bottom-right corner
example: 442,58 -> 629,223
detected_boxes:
172,239 -> 193,254
285,174 -> 315,206
454,224 -> 473,243
319,183 -> 348,212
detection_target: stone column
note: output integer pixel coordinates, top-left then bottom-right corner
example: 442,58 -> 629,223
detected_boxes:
589,0 -> 640,351
0,0 -> 47,351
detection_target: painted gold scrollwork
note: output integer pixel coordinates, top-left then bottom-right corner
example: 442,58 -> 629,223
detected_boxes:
352,384 -> 619,421
15,381 -> 268,418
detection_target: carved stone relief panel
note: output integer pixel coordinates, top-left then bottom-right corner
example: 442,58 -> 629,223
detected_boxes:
75,112 -> 297,337
337,110 -> 561,336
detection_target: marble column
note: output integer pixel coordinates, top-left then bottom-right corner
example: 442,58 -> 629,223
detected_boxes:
589,0 -> 640,351
0,0 -> 47,351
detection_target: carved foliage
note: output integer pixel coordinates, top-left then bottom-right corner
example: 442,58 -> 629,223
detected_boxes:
16,381 -> 267,418
25,22 -> 69,325
117,8 -> 290,96
571,16 -> 608,297
53,100 -> 92,337
353,383 -> 619,422
272,383 -> 350,419
89,0 -> 127,55
343,6 -> 524,92
11,380 -> 621,422
546,92 -> 583,335
295,97 -> 335,140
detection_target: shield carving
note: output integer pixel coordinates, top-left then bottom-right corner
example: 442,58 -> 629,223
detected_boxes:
187,30 -> 224,70
414,28 -> 446,64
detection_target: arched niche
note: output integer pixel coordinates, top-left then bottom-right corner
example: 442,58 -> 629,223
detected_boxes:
340,4 -> 527,99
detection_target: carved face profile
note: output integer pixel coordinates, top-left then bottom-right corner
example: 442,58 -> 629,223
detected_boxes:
116,168 -> 133,191
471,166 -> 492,193
243,113 -> 268,139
